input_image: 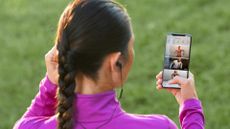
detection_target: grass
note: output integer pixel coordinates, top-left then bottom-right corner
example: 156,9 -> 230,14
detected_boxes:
0,0 -> 230,128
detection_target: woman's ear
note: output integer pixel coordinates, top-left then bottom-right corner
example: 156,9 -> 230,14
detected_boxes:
107,52 -> 123,87
109,52 -> 122,72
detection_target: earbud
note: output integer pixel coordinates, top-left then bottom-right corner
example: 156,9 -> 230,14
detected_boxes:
116,61 -> 122,69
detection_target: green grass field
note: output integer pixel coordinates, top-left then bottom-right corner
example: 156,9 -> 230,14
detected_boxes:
0,0 -> 230,128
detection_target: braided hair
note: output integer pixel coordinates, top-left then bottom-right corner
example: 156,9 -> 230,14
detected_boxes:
55,0 -> 132,129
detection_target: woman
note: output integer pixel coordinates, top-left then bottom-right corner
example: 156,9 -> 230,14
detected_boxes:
13,0 -> 205,129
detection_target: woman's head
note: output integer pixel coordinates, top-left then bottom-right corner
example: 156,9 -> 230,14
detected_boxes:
55,0 -> 133,128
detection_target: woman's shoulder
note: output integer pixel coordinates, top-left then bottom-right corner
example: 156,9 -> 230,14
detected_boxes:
111,112 -> 178,129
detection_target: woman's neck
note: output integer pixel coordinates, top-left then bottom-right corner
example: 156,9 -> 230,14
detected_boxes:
75,75 -> 114,94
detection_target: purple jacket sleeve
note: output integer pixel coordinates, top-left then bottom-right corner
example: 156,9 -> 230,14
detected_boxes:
13,75 -> 58,129
179,99 -> 205,129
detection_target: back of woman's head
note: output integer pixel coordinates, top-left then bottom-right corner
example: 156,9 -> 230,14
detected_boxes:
55,0 -> 132,128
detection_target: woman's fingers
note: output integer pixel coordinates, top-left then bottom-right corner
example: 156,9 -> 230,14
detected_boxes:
45,46 -> 58,63
156,71 -> 162,80
156,76 -> 163,90
156,78 -> 162,85
45,46 -> 59,85
155,71 -> 163,90
51,46 -> 58,62
156,85 -> 163,90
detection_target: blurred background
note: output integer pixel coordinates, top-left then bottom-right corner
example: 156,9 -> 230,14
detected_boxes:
0,0 -> 230,128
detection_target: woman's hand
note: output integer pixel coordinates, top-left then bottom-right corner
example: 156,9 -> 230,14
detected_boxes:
45,46 -> 59,85
156,71 -> 198,105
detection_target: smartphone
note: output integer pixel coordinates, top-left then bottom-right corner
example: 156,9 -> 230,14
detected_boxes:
162,33 -> 192,88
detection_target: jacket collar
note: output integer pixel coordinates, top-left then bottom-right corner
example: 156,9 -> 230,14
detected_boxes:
74,90 -> 124,122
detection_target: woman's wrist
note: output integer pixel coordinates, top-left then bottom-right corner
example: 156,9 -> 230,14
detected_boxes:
46,73 -> 58,86
180,98 -> 200,107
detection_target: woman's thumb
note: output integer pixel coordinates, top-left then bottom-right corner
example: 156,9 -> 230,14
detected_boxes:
168,76 -> 187,87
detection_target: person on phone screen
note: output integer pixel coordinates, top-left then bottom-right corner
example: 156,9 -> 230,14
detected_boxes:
170,58 -> 183,69
171,70 -> 180,79
175,46 -> 184,57
13,0 -> 205,129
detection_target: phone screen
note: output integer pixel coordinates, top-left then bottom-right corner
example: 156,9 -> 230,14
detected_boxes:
162,33 -> 192,88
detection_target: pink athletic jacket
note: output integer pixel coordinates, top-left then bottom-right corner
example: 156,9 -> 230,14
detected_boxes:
13,75 -> 205,129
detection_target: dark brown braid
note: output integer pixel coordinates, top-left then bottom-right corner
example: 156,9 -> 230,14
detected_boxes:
57,33 -> 77,129
55,0 -> 132,129
56,2 -> 77,129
